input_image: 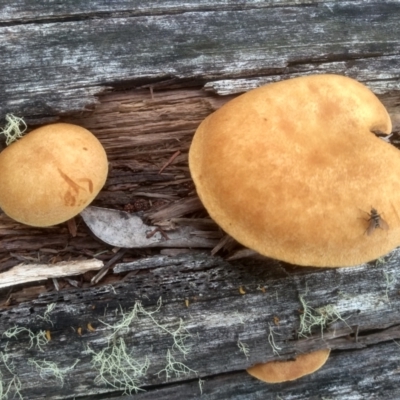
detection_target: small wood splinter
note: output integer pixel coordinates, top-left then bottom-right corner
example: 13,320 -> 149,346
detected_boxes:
67,217 -> 77,237
146,227 -> 170,240
354,325 -> 360,343
158,150 -> 181,174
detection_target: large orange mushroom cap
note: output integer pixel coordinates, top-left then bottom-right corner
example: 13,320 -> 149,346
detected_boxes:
0,123 -> 108,227
189,74 -> 400,267
247,349 -> 330,383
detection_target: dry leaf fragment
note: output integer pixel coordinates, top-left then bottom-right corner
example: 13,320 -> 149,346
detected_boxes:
81,206 -> 219,249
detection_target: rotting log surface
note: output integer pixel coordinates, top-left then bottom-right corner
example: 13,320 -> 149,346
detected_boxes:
1,1 -> 400,122
2,252 -> 400,399
1,1 -> 400,399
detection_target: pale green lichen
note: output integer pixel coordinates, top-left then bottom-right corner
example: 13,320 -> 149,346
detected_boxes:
268,323 -> 282,355
37,303 -> 56,326
298,294 -> 347,338
237,340 -> 250,359
198,378 -> 205,395
85,338 -> 149,395
0,114 -> 27,145
100,303 -> 141,340
157,349 -> 197,381
89,297 -> 194,392
27,359 -> 80,387
383,271 -> 396,303
3,326 -> 48,352
137,299 -> 191,357
99,298 -> 192,357
375,256 -> 386,266
0,298 -> 196,396
234,311 -> 245,325
374,251 -> 395,267
0,306 -> 60,398
0,352 -> 23,400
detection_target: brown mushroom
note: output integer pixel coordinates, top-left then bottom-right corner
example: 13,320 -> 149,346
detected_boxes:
0,123 -> 108,227
247,349 -> 330,383
189,74 -> 400,267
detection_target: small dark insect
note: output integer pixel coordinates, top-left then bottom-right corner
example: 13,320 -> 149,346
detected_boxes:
365,208 -> 389,236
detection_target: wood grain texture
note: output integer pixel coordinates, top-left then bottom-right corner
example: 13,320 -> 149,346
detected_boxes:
1,1 -> 400,121
1,251 -> 400,398
128,342 -> 400,399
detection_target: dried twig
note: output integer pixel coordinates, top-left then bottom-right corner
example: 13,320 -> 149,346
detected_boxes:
91,249 -> 128,285
159,151 -> 181,174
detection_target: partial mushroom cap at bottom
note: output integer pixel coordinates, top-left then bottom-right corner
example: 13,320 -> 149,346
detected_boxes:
246,349 -> 331,383
189,74 -> 400,267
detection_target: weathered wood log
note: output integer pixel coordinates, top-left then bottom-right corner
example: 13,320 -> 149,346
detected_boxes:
1,251 -> 400,398
1,0 -> 400,398
1,1 -> 400,122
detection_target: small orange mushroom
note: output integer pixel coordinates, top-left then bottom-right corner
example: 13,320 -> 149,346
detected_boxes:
0,123 -> 108,227
247,349 -> 330,383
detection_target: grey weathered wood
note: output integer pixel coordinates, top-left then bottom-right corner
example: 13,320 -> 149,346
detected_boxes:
126,341 -> 400,399
0,0 -> 318,22
1,1 -> 400,121
1,251 -> 400,398
204,54 -> 400,95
